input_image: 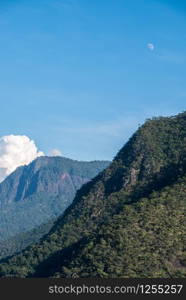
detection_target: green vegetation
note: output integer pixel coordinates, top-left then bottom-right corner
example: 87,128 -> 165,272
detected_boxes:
57,179 -> 186,278
0,112 -> 186,278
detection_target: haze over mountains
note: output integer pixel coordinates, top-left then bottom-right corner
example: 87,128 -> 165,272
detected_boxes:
0,111 -> 185,278
0,219 -> 55,260
0,157 -> 110,243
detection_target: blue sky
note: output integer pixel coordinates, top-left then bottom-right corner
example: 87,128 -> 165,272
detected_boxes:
0,0 -> 186,161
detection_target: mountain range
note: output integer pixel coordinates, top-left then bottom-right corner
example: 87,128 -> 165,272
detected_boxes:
0,112 -> 185,278
0,157 -> 109,250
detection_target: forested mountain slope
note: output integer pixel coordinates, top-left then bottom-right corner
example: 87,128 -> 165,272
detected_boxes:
0,157 -> 109,241
0,112 -> 186,278
54,178 -> 186,278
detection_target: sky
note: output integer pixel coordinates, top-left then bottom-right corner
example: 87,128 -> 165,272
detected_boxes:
0,0 -> 186,162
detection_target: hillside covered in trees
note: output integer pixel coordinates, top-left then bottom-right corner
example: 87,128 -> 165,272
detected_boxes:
0,112 -> 186,278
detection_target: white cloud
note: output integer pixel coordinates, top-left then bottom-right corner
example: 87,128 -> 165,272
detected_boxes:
0,135 -> 44,182
48,149 -> 62,157
147,43 -> 155,51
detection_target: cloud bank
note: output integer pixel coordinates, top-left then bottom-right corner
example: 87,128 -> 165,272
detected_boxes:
0,135 -> 44,182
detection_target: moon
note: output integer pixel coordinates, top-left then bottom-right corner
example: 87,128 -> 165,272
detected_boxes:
147,43 -> 154,51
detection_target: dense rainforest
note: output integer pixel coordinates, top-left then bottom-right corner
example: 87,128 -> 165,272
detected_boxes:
0,112 -> 185,278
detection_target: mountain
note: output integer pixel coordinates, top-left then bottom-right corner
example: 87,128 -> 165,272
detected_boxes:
0,157 -> 110,242
0,219 -> 56,260
0,112 -> 186,278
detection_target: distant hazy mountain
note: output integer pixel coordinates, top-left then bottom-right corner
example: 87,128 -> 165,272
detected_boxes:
0,219 -> 56,260
1,112 -> 185,278
0,156 -> 110,242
